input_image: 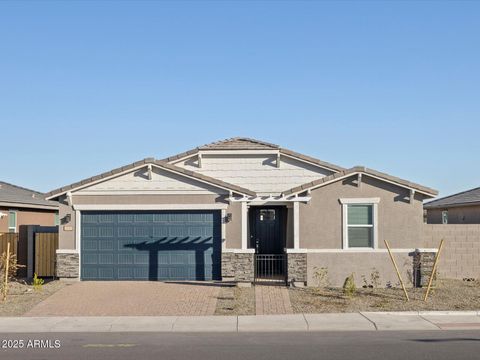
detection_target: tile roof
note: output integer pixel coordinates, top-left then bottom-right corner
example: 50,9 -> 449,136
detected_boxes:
45,138 -> 437,200
199,137 -> 279,150
162,137 -> 345,172
45,158 -> 256,199
0,181 -> 58,209
282,166 -> 438,197
424,187 -> 480,208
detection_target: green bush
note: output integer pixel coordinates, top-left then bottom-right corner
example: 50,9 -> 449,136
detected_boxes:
343,274 -> 356,298
33,273 -> 44,291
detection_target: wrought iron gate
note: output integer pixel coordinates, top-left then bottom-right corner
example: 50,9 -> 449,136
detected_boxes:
254,254 -> 287,284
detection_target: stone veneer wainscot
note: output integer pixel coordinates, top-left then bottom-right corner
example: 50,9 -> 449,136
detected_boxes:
56,252 -> 79,279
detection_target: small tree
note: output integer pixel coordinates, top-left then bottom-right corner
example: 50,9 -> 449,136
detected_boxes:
0,246 -> 24,301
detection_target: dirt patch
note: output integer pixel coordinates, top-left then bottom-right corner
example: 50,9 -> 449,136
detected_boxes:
215,286 -> 255,315
290,279 -> 480,313
0,280 -> 66,316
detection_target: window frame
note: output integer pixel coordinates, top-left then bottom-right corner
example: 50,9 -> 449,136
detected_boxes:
8,210 -> 17,233
340,198 -> 380,250
441,210 -> 448,224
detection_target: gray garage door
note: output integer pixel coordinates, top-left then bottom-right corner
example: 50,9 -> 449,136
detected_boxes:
80,210 -> 221,281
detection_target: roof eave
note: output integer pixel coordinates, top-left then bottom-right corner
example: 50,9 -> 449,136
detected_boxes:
424,201 -> 480,209
283,167 -> 438,198
46,159 -> 256,200
0,201 -> 58,210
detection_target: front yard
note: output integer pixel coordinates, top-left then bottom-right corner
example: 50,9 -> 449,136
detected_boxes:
215,285 -> 255,315
289,279 -> 480,313
1,278 -> 478,317
0,280 -> 67,316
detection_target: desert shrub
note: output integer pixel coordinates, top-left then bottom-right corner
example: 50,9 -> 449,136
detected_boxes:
370,268 -> 381,289
343,274 -> 356,298
313,266 -> 329,289
361,268 -> 381,289
0,251 -> 25,301
33,273 -> 44,291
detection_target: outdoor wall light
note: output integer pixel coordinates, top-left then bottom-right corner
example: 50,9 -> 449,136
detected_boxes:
0,212 -> 7,219
62,214 -> 72,224
226,213 -> 233,222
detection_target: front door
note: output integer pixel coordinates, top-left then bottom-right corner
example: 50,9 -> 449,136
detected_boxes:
250,207 -> 285,254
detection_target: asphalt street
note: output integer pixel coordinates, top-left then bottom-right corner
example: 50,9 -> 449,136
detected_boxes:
1,331 -> 480,360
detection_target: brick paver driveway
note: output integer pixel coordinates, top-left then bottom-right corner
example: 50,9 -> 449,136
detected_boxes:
25,281 -> 220,316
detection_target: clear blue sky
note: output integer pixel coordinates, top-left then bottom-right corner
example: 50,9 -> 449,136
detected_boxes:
1,1 -> 479,197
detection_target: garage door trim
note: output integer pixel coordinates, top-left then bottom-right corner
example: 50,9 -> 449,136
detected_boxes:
76,207 -> 225,281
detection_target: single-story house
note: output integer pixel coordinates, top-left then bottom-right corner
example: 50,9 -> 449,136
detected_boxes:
424,187 -> 480,224
46,138 -> 438,286
0,181 -> 59,276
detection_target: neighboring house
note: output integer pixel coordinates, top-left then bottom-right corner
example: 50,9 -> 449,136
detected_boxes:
46,138 -> 438,286
424,187 -> 480,224
0,181 -> 59,276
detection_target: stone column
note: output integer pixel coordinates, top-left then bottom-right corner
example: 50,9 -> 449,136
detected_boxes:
287,253 -> 307,286
413,250 -> 436,287
56,251 -> 80,279
221,252 -> 254,284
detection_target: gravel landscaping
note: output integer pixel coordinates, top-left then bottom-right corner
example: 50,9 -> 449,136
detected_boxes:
0,280 -> 66,316
215,286 -> 255,315
290,279 -> 480,313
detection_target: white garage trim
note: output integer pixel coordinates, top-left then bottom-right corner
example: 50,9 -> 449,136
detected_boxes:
76,210 -> 81,277
73,204 -> 228,211
73,207 -> 225,280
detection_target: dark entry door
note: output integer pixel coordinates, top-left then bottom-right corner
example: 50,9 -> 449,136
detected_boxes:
250,207 -> 285,254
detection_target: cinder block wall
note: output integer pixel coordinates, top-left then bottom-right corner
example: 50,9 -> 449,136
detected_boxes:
423,224 -> 480,279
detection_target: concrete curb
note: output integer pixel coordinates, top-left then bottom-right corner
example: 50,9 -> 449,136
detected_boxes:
1,311 -> 479,333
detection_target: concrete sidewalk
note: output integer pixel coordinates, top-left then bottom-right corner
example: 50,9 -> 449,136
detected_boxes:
1,311 -> 480,333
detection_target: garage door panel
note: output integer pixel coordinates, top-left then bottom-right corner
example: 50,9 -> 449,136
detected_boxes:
118,254 -> 134,264
98,240 -> 115,251
81,210 -> 221,281
134,253 -> 149,264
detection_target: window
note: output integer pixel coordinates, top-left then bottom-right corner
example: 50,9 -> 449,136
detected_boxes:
259,209 -> 275,221
54,213 -> 60,226
340,198 -> 379,249
8,211 -> 17,233
442,210 -> 448,224
347,205 -> 373,247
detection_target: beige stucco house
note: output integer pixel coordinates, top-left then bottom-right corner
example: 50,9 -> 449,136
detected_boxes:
46,138 -> 438,286
425,187 -> 480,224
0,181 -> 59,277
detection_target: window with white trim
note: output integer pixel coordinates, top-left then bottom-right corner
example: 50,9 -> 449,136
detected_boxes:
442,210 -> 448,224
8,210 -> 17,233
347,205 -> 373,248
340,198 -> 379,249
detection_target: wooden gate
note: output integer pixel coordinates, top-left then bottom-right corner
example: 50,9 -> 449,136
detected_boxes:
35,233 -> 59,277
0,233 -> 18,257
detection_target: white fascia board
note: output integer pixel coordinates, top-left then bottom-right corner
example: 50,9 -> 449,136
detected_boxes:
279,152 -> 341,173
73,204 -> 228,211
47,162 -> 251,199
46,163 -> 155,199
0,201 -> 59,210
288,172 -> 435,198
